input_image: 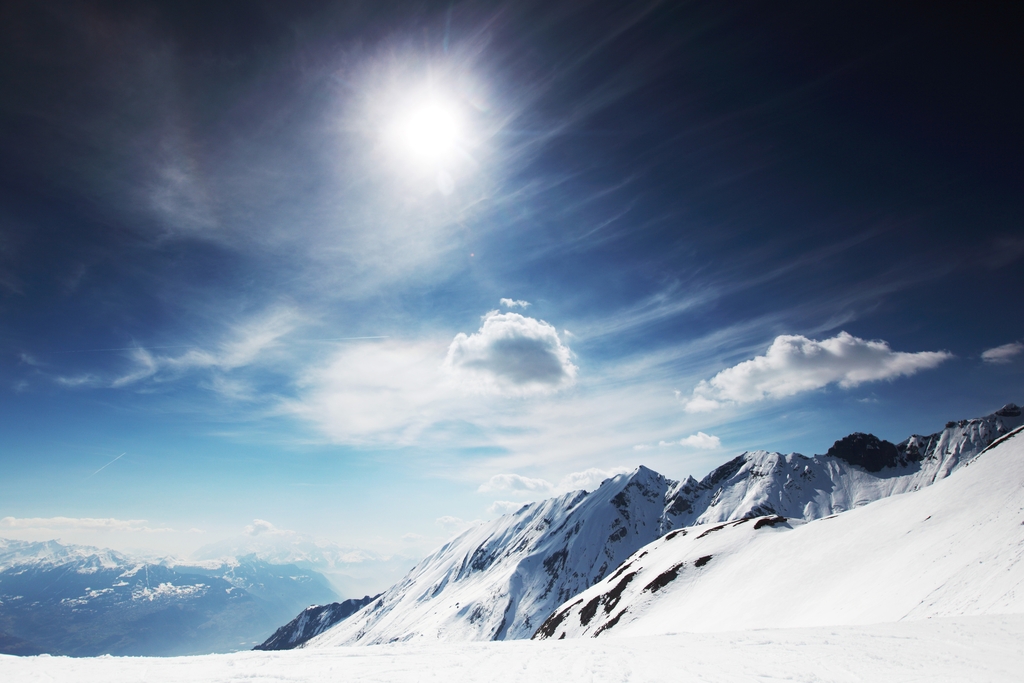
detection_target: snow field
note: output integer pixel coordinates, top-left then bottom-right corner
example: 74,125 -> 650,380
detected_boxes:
3,614 -> 1023,682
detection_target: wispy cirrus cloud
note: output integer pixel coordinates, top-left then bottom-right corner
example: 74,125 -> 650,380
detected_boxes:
981,342 -> 1023,364
51,306 -> 301,392
684,332 -> 952,412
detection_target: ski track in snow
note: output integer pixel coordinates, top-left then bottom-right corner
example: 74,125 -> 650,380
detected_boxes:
2,615 -> 1022,682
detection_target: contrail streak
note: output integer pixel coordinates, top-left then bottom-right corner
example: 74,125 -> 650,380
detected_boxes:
89,453 -> 126,478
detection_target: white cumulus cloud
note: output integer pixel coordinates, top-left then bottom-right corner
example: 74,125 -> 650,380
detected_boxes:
684,332 -> 952,411
444,311 -> 577,395
499,298 -> 531,309
981,342 -> 1023,364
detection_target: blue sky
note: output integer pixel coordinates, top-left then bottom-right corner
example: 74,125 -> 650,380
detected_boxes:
0,1 -> 1021,561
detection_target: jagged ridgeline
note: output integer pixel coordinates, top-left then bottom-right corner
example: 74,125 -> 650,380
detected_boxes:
535,424 -> 1024,639
303,404 -> 1022,647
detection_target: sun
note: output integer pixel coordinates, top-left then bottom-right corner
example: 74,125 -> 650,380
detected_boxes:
394,101 -> 462,166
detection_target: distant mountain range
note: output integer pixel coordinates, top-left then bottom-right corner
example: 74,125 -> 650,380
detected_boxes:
192,528 -> 418,599
0,541 -> 338,656
304,403 -> 1022,647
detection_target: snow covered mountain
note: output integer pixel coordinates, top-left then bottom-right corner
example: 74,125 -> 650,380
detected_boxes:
536,424 -> 1024,639
0,540 -> 338,656
664,403 -> 1024,526
254,594 -> 378,650
310,466 -> 690,645
308,403 -> 1022,646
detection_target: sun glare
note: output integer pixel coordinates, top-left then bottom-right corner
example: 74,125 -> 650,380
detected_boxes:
395,102 -> 462,165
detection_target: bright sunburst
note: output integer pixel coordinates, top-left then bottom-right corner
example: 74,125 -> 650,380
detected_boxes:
396,101 -> 462,166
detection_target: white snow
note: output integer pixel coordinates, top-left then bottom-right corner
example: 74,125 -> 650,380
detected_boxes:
131,582 -> 208,602
2,615 -> 1021,682
538,426 -> 1024,639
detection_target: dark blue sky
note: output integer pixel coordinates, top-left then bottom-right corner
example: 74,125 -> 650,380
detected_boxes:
0,1 -> 1021,557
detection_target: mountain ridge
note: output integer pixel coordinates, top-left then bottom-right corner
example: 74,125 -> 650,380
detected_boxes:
307,403 -> 1022,647
535,424 -> 1024,638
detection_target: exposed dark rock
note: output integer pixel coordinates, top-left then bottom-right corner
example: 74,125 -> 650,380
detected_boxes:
702,456 -> 746,489
694,555 -> 712,567
826,433 -> 899,472
644,563 -> 684,593
593,608 -> 626,637
579,595 -> 601,626
666,495 -> 694,515
753,515 -> 788,530
696,524 -> 727,539
533,598 -> 581,639
996,403 -> 1021,417
602,572 -> 636,613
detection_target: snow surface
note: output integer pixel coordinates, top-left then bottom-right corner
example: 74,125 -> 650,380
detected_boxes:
538,426 -> 1024,639
2,615 -> 1022,682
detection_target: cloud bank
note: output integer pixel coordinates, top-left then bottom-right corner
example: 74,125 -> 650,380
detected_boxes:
444,311 -> 577,395
685,332 -> 952,411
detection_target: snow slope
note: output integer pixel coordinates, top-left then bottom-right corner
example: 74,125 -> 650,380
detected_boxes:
3,616 -> 1022,682
537,426 -> 1024,639
311,466 -> 689,644
309,404 -> 1021,646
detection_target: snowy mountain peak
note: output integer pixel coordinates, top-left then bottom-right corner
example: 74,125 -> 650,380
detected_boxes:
536,425 -> 1024,640
305,402 -> 1022,648
308,466 -> 690,646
